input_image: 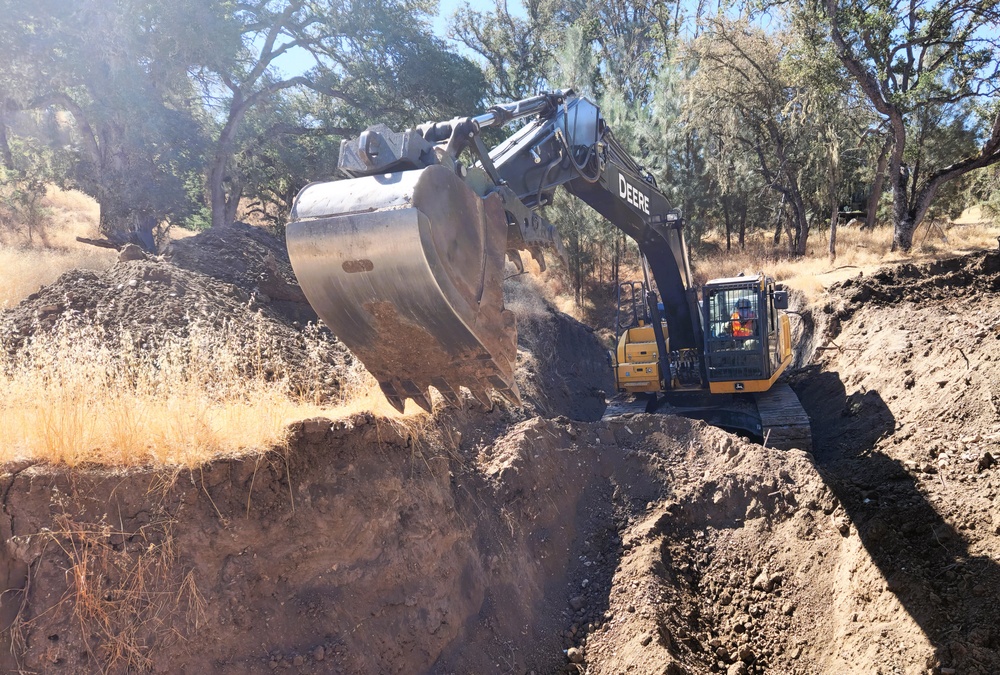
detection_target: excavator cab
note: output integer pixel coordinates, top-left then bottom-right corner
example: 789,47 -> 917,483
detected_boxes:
702,275 -> 792,394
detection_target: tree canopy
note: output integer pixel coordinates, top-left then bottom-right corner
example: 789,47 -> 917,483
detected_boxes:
0,0 -> 996,266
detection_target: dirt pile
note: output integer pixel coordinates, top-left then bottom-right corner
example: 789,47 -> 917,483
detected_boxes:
0,223 -> 350,399
506,274 -> 614,422
164,222 -> 318,327
788,250 -> 1000,674
1,408 -> 849,675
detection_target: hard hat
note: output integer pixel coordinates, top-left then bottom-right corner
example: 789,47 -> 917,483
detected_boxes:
735,297 -> 752,310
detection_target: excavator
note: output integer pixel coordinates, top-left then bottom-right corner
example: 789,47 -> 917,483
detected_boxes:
286,90 -> 811,449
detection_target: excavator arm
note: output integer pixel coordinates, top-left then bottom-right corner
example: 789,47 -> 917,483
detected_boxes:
287,91 -> 699,411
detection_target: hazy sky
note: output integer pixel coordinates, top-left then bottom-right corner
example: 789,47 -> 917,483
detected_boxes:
271,0 -> 521,76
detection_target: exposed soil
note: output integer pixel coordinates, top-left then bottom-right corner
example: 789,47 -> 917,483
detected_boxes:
2,227 -> 999,674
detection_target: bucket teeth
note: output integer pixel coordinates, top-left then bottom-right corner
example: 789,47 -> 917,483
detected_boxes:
380,383 -> 407,413
497,386 -> 519,406
410,393 -> 433,413
431,378 -> 461,407
395,380 -> 431,412
487,374 -> 509,391
469,386 -> 494,409
529,247 -> 547,272
506,249 -> 524,273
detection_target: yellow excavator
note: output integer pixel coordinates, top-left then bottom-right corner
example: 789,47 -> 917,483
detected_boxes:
286,90 -> 810,449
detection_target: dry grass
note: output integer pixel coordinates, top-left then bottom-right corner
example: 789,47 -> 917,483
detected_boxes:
0,247 -> 117,309
10,510 -> 206,673
0,187 -> 429,468
0,187 -> 198,310
0,317 -> 425,467
504,258 -> 601,321
0,187 -> 116,309
694,221 -> 1000,300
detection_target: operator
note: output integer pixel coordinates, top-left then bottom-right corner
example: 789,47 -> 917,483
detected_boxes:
731,298 -> 756,338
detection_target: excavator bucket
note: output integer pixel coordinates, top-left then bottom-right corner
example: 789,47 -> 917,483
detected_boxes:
286,164 -> 519,412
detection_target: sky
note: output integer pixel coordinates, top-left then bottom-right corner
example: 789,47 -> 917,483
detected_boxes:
271,0 -> 525,77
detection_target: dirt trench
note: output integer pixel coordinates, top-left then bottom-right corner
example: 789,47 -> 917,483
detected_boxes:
2,230 -> 1000,674
0,406 -> 842,675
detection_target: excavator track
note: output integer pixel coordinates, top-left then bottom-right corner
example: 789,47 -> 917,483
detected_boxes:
606,383 -> 812,452
753,383 -> 813,451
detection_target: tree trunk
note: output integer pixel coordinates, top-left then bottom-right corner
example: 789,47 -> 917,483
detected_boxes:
788,187 -> 808,255
893,213 -> 917,251
571,226 -> 582,307
738,207 -> 746,250
890,163 -> 912,251
722,197 -> 732,251
888,120 -> 909,251
773,198 -> 784,247
0,110 -> 13,170
97,185 -> 157,253
828,199 -> 839,261
612,233 -> 620,290
828,136 -> 840,261
865,135 -> 892,230
209,101 -> 248,229
224,179 -> 243,226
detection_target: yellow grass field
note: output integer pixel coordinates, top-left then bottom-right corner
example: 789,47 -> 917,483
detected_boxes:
0,188 -> 204,310
0,187 -> 118,309
694,218 -> 999,302
0,319 -> 426,466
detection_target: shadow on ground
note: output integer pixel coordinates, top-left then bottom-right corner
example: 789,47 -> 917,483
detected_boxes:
792,367 -> 1000,673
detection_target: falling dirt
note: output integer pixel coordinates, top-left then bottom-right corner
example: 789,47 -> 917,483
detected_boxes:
2,228 -> 1000,674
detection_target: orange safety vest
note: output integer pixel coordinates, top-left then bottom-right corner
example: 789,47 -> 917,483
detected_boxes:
731,310 -> 754,337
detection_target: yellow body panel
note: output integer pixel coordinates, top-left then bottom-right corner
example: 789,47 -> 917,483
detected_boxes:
624,342 -> 658,363
707,356 -> 789,393
779,314 -> 792,361
614,323 -> 668,393
616,363 -> 661,392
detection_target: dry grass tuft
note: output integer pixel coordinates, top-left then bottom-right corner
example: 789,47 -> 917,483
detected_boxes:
10,509 -> 205,672
504,268 -> 556,321
505,258 -> 591,321
0,317 -> 425,467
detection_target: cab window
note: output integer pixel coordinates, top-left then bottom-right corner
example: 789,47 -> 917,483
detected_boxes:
707,289 -> 759,339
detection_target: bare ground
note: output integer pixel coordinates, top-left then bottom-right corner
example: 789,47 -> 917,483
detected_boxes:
1,226 -> 999,674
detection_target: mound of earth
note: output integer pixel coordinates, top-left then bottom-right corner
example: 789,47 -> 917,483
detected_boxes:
0,252 -> 350,400
788,249 -> 1000,674
164,222 -> 318,327
1,407 -> 848,675
506,276 -> 614,422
